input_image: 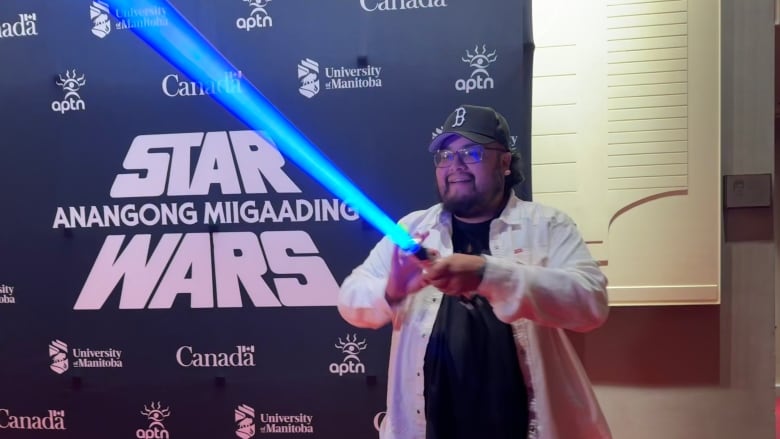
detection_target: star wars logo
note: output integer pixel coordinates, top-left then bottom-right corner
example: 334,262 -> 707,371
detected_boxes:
69,130 -> 347,310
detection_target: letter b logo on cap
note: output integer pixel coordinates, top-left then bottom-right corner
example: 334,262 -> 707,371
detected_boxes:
452,107 -> 467,127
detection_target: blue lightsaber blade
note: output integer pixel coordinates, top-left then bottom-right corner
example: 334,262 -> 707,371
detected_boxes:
103,0 -> 426,258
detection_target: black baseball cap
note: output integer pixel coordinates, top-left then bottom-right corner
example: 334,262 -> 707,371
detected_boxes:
429,105 -> 512,152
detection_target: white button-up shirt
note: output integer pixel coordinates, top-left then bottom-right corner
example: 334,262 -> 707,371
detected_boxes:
338,194 -> 612,439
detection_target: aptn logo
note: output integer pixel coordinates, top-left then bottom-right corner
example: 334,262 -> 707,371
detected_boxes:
235,404 -> 256,439
456,45 -> 497,94
0,13 -> 37,38
52,70 -> 86,114
237,0 -> 273,31
137,402 -> 170,439
329,334 -> 366,376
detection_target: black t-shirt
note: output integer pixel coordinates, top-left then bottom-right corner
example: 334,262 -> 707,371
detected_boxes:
423,217 -> 529,439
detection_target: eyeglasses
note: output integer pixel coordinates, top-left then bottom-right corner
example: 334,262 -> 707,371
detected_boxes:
433,145 -> 507,168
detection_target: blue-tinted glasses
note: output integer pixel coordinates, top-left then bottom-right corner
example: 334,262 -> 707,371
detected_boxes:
433,145 -> 507,168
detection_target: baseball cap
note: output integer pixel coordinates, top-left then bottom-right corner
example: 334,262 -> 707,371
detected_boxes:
429,104 -> 512,152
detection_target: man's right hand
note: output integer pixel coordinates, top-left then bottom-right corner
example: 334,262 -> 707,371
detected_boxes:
385,235 -> 438,304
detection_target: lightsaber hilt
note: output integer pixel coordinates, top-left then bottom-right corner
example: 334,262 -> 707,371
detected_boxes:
403,237 -> 435,262
411,245 -> 433,261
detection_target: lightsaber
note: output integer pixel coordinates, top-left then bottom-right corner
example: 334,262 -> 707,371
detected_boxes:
102,0 -> 428,258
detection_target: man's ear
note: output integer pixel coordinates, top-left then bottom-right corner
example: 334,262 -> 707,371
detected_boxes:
501,152 -> 512,173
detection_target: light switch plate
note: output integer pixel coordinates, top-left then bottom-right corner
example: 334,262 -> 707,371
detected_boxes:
724,174 -> 772,208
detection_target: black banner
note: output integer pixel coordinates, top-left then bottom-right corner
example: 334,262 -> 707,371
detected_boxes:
0,0 -> 533,437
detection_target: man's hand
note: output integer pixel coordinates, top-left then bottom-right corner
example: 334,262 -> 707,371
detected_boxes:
384,234 -> 438,305
422,253 -> 486,298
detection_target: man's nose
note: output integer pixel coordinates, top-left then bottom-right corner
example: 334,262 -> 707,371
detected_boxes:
449,151 -> 468,169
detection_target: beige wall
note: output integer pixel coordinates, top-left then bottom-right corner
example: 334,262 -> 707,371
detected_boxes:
531,0 -> 721,306
571,0 -> 776,437
775,0 -> 780,398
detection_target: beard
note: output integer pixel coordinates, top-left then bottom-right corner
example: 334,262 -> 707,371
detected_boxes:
441,183 -> 484,217
438,173 -> 506,219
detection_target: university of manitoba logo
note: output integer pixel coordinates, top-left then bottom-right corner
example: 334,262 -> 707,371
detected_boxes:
298,58 -> 382,98
52,70 -> 86,115
298,59 -> 320,98
0,12 -> 37,38
258,413 -> 314,434
137,402 -> 170,439
88,1 -> 168,38
48,339 -> 123,374
49,340 -> 69,375
90,1 -> 111,38
236,0 -> 273,31
329,334 -> 366,376
235,404 -> 256,439
0,284 -> 15,304
456,45 -> 497,94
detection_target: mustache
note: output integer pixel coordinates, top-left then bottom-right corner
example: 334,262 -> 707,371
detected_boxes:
445,173 -> 475,187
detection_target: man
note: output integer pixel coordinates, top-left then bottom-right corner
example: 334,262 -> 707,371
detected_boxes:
338,104 -> 611,439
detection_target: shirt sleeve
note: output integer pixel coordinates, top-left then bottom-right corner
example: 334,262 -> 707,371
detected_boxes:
477,213 -> 609,332
337,234 -> 397,329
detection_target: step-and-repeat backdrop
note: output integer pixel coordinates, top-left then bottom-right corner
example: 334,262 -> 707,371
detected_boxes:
0,1 -> 533,437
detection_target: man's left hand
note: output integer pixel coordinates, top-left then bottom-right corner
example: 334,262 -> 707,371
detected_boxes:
422,253 -> 486,297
